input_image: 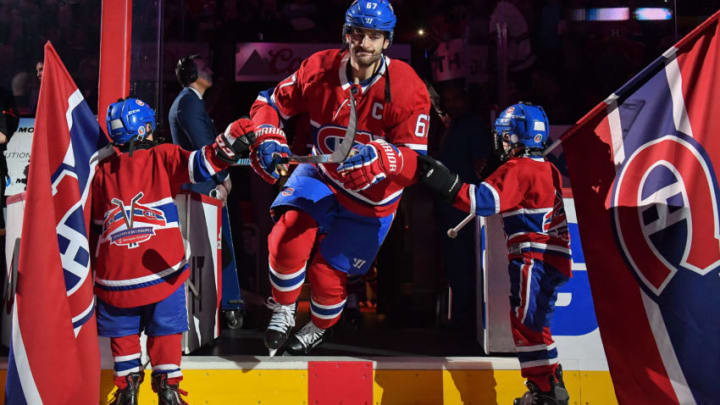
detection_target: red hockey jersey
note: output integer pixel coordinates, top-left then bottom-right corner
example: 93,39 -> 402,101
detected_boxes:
455,156 -> 572,276
91,143 -> 227,307
251,49 -> 431,217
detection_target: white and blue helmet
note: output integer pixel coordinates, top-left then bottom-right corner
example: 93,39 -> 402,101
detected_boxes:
494,102 -> 549,159
343,0 -> 397,43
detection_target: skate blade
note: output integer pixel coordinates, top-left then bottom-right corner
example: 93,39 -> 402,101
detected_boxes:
268,348 -> 278,357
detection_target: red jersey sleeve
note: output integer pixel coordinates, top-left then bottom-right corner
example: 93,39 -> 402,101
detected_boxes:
453,159 -> 531,215
250,53 -> 318,127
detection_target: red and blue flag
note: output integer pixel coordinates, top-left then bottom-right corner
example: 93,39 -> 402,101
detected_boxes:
561,10 -> 720,405
5,42 -> 108,404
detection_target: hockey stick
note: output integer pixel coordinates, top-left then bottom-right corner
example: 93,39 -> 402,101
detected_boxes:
447,184 -> 477,239
447,212 -> 476,238
236,88 -> 358,167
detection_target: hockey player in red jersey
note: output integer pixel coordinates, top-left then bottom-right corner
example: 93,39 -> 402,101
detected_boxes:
417,103 -> 571,405
248,0 -> 431,355
94,98 -> 255,405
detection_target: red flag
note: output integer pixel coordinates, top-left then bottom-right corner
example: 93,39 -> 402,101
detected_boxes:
559,10 -> 720,405
5,42 -> 107,404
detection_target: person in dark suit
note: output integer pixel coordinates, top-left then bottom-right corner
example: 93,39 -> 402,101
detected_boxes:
168,54 -> 245,329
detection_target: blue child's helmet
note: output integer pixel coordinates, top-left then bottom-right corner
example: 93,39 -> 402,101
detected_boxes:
106,98 -> 156,145
493,102 -> 549,159
344,0 -> 397,43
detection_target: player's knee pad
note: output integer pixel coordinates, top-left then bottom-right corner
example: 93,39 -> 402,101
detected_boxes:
308,253 -> 348,329
268,209 -> 318,271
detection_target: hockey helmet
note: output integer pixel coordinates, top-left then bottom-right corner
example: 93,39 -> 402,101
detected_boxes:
344,0 -> 397,43
106,98 -> 156,145
493,102 -> 549,159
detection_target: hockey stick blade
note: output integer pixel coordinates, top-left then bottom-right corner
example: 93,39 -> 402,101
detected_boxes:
235,89 -> 358,166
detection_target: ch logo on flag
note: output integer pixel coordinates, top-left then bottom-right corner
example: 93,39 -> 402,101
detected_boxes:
611,133 -> 720,296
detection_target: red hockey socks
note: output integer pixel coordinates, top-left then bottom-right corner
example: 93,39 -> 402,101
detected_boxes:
511,317 -> 558,392
147,333 -> 183,387
308,253 -> 348,329
267,209 -> 318,304
110,334 -> 143,389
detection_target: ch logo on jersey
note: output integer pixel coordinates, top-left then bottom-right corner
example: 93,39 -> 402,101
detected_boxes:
611,133 -> 720,296
316,126 -> 373,156
103,192 -> 166,249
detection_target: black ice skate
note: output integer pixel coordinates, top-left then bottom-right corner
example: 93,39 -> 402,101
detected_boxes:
152,373 -> 188,405
285,321 -> 327,355
109,372 -> 143,405
513,365 -> 569,405
264,297 -> 297,356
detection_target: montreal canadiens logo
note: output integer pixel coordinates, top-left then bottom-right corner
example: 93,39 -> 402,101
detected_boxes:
611,134 -> 720,296
316,125 -> 372,155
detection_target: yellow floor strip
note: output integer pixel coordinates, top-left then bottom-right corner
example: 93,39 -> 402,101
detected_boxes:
1,356 -> 618,404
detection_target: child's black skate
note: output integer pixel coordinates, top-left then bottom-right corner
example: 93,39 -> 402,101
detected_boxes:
152,374 -> 188,405
514,365 -> 569,405
264,297 -> 297,356
285,321 -> 327,355
109,372 -> 143,405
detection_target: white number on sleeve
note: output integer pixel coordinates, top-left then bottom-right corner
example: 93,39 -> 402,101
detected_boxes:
414,114 -> 429,137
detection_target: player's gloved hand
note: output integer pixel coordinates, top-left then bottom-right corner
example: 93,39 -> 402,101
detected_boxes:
336,139 -> 403,191
250,126 -> 291,184
417,154 -> 462,203
215,117 -> 257,163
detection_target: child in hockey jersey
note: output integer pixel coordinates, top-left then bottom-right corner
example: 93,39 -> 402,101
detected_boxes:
93,98 -> 255,405
418,102 -> 571,405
